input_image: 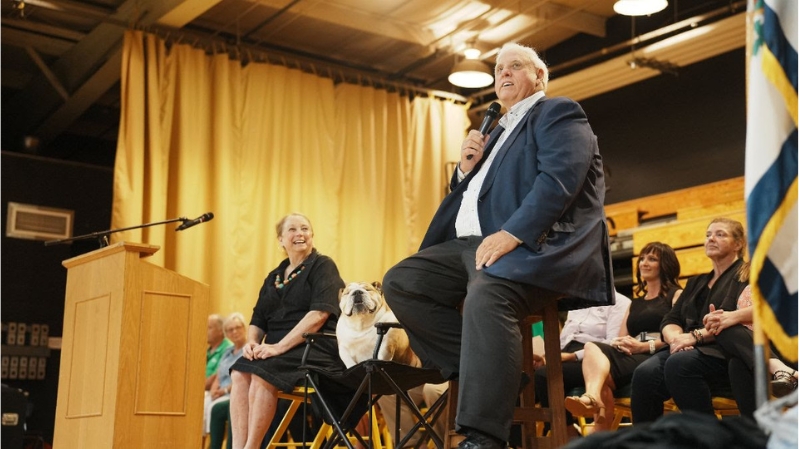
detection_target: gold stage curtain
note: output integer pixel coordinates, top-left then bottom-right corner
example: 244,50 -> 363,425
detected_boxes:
113,30 -> 469,316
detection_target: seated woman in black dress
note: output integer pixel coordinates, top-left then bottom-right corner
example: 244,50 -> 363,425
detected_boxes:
228,213 -> 345,449
565,242 -> 682,433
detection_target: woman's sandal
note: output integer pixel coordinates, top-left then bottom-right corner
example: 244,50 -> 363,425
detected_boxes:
771,369 -> 798,398
564,393 -> 606,423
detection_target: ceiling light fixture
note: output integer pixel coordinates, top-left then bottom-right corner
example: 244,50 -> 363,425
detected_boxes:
448,48 -> 494,88
12,0 -> 25,18
613,0 -> 668,16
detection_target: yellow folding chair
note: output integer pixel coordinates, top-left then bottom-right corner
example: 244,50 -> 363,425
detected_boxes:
298,324 -> 449,449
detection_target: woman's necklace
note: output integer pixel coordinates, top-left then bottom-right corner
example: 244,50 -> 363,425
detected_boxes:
274,264 -> 306,289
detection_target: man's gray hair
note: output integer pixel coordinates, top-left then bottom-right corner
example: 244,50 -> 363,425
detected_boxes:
497,43 -> 549,91
209,313 -> 224,328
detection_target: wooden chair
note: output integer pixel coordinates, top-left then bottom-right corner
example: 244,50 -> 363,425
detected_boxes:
606,396 -> 652,432
709,397 -> 741,418
605,395 -> 739,432
443,300 -> 568,449
267,386 -> 392,449
664,396 -> 740,419
267,386 -> 330,449
570,386 -> 639,435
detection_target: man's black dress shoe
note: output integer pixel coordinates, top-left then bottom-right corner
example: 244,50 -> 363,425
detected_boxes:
457,428 -> 507,449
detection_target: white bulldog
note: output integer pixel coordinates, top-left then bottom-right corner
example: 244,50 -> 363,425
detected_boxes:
336,281 -> 420,368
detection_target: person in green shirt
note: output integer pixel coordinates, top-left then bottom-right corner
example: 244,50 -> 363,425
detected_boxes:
206,313 -> 233,390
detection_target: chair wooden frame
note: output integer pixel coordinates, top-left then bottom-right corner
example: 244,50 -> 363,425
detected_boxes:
592,396 -> 740,434
265,386 -> 330,449
267,387 -> 390,449
443,300 -> 568,449
518,302 -> 569,449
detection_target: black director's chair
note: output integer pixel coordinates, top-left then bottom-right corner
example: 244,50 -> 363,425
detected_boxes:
299,323 -> 449,449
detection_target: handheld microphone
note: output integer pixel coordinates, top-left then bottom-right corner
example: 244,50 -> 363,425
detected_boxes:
176,212 -> 214,231
467,102 -> 501,160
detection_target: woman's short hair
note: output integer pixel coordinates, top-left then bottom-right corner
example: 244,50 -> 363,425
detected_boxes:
223,312 -> 246,336
275,212 -> 312,238
496,42 -> 550,91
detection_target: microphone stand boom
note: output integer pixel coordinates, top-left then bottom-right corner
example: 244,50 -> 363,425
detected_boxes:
44,216 -> 189,248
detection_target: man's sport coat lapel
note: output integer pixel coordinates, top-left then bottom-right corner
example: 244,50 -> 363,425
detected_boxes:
479,103 -> 540,198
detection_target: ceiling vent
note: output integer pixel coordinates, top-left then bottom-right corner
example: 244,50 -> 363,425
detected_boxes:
6,202 -> 74,242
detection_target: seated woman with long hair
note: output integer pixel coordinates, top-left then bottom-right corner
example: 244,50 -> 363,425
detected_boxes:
565,242 -> 682,432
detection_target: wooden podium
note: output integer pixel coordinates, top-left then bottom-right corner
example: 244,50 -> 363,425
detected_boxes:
53,242 -> 209,448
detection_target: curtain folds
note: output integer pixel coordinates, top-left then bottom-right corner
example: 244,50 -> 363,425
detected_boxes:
113,31 -> 469,315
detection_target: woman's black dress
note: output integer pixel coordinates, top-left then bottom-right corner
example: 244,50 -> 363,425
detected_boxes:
596,289 -> 676,388
230,249 -> 345,392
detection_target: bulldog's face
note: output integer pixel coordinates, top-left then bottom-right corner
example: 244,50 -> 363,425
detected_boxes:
340,281 -> 384,317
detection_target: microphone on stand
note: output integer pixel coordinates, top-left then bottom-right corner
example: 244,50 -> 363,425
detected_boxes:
176,212 -> 214,231
467,102 -> 501,160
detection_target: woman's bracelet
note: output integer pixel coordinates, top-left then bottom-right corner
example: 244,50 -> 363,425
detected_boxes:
649,339 -> 656,354
691,329 -> 704,345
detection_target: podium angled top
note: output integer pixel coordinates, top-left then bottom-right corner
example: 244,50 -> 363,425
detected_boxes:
62,241 -> 161,269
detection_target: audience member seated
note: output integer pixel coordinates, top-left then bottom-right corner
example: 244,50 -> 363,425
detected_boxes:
228,213 -> 346,449
631,218 -> 750,423
533,289 -> 631,431
208,313 -> 234,391
717,282 -> 798,399
205,312 -> 247,449
565,242 -> 681,433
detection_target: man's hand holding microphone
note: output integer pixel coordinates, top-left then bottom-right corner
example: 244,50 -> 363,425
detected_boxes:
460,102 -> 500,173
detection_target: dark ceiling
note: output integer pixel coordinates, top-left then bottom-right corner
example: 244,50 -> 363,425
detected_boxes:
1,0 -> 746,168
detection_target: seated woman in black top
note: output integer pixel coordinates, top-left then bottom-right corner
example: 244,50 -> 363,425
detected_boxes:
229,213 -> 345,449
565,242 -> 681,432
631,217 -> 749,424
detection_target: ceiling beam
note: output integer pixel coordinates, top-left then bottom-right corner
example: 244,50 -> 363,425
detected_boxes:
1,17 -> 85,42
500,2 -> 608,50
158,0 -> 225,28
22,0 -> 113,21
251,0 -> 436,46
4,0 -> 222,149
34,48 -> 123,141
395,0 -> 607,84
537,3 -> 606,37
391,0 -> 546,79
539,13 -> 745,101
1,25 -> 75,56
25,46 -> 69,100
468,12 -> 745,111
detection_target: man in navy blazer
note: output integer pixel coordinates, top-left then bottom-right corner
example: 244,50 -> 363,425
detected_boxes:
383,42 -> 614,449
